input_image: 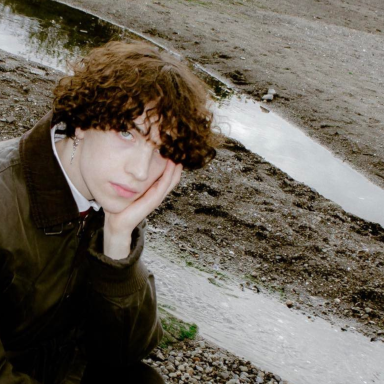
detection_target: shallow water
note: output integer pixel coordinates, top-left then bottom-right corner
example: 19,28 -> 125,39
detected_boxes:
1,1 -> 384,383
144,243 -> 384,384
213,97 -> 384,227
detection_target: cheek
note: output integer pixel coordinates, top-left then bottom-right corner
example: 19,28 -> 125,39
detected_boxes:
147,158 -> 168,184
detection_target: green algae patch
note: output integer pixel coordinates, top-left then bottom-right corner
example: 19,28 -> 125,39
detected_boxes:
158,306 -> 198,348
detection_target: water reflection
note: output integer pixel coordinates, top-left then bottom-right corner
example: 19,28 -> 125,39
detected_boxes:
0,0 -> 233,102
0,0 -> 137,70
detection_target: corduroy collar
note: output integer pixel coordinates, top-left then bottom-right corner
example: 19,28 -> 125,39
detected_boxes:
19,111 -> 80,229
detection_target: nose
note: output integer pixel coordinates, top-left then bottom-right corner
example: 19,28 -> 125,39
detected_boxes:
125,144 -> 153,181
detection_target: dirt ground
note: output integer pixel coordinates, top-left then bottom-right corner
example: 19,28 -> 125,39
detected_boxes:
58,0 -> 384,190
1,0 -> 384,377
54,0 -> 384,336
1,44 -> 383,343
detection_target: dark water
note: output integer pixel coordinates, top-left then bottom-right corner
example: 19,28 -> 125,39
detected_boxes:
0,0 -> 138,70
0,0 -> 232,101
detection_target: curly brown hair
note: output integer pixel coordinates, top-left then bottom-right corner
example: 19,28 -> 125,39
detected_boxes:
52,41 -> 219,170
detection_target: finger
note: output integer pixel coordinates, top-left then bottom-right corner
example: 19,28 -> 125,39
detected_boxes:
164,163 -> 183,196
152,160 -> 177,198
135,160 -> 176,208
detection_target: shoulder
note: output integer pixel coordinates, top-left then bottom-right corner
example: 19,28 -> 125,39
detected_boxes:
0,136 -> 21,174
0,137 -> 28,219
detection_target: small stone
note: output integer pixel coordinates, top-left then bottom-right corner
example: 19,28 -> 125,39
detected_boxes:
365,307 -> 373,314
166,364 -> 176,372
286,300 -> 294,308
220,371 -> 230,379
268,88 -> 277,95
156,351 -> 165,361
262,94 -> 274,101
239,366 -> 248,372
198,341 -> 206,348
334,298 -> 341,304
6,117 -> 15,124
29,68 -> 46,76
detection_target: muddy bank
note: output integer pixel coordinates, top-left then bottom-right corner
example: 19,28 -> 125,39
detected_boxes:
0,49 -> 294,383
1,48 -> 383,342
58,0 -> 384,190
148,310 -> 288,383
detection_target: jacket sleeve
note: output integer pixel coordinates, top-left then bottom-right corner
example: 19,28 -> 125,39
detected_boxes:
0,252 -> 41,384
0,343 -> 41,384
84,221 -> 163,366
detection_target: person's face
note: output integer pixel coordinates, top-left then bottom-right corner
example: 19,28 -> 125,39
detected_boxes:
75,108 -> 168,213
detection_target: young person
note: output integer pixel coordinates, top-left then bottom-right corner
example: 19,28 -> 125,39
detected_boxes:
0,41 -> 217,383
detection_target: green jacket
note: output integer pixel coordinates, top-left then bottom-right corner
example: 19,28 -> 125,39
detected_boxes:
0,112 -> 163,383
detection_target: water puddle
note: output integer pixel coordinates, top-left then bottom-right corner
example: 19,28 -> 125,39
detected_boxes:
1,1 -> 384,383
144,242 -> 384,384
213,98 -> 384,227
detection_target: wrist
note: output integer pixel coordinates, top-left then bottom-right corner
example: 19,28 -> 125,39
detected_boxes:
103,230 -> 132,260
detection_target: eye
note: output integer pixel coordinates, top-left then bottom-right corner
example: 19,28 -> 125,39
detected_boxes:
120,130 -> 134,140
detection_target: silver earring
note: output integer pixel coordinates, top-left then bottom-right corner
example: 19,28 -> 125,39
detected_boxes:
70,137 -> 80,165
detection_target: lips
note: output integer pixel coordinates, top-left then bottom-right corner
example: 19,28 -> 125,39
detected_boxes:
110,182 -> 138,199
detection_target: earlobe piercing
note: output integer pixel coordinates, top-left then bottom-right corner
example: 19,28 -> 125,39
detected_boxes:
70,137 -> 80,165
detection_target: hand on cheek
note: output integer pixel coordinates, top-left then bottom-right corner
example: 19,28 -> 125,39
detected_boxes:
103,160 -> 183,260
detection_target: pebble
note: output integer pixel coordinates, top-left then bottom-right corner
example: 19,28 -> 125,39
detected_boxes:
147,338 -> 284,384
262,94 -> 274,101
29,68 -> 46,76
286,300 -> 294,308
268,88 -> 277,95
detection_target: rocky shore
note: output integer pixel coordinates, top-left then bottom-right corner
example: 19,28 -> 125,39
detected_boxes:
148,338 -> 287,384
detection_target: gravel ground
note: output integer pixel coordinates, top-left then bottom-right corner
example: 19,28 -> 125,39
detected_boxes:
147,338 -> 288,384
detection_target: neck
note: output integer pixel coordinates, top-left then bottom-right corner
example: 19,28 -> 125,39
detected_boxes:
55,138 -> 93,200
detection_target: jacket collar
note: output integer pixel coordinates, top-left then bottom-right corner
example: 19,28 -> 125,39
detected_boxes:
19,111 -> 80,229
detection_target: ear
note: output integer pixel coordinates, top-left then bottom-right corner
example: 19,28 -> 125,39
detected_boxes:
75,127 -> 85,140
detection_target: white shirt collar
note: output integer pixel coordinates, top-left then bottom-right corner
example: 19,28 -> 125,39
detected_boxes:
51,123 -> 101,213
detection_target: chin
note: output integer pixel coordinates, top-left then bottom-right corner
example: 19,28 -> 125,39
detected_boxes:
98,199 -> 133,214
